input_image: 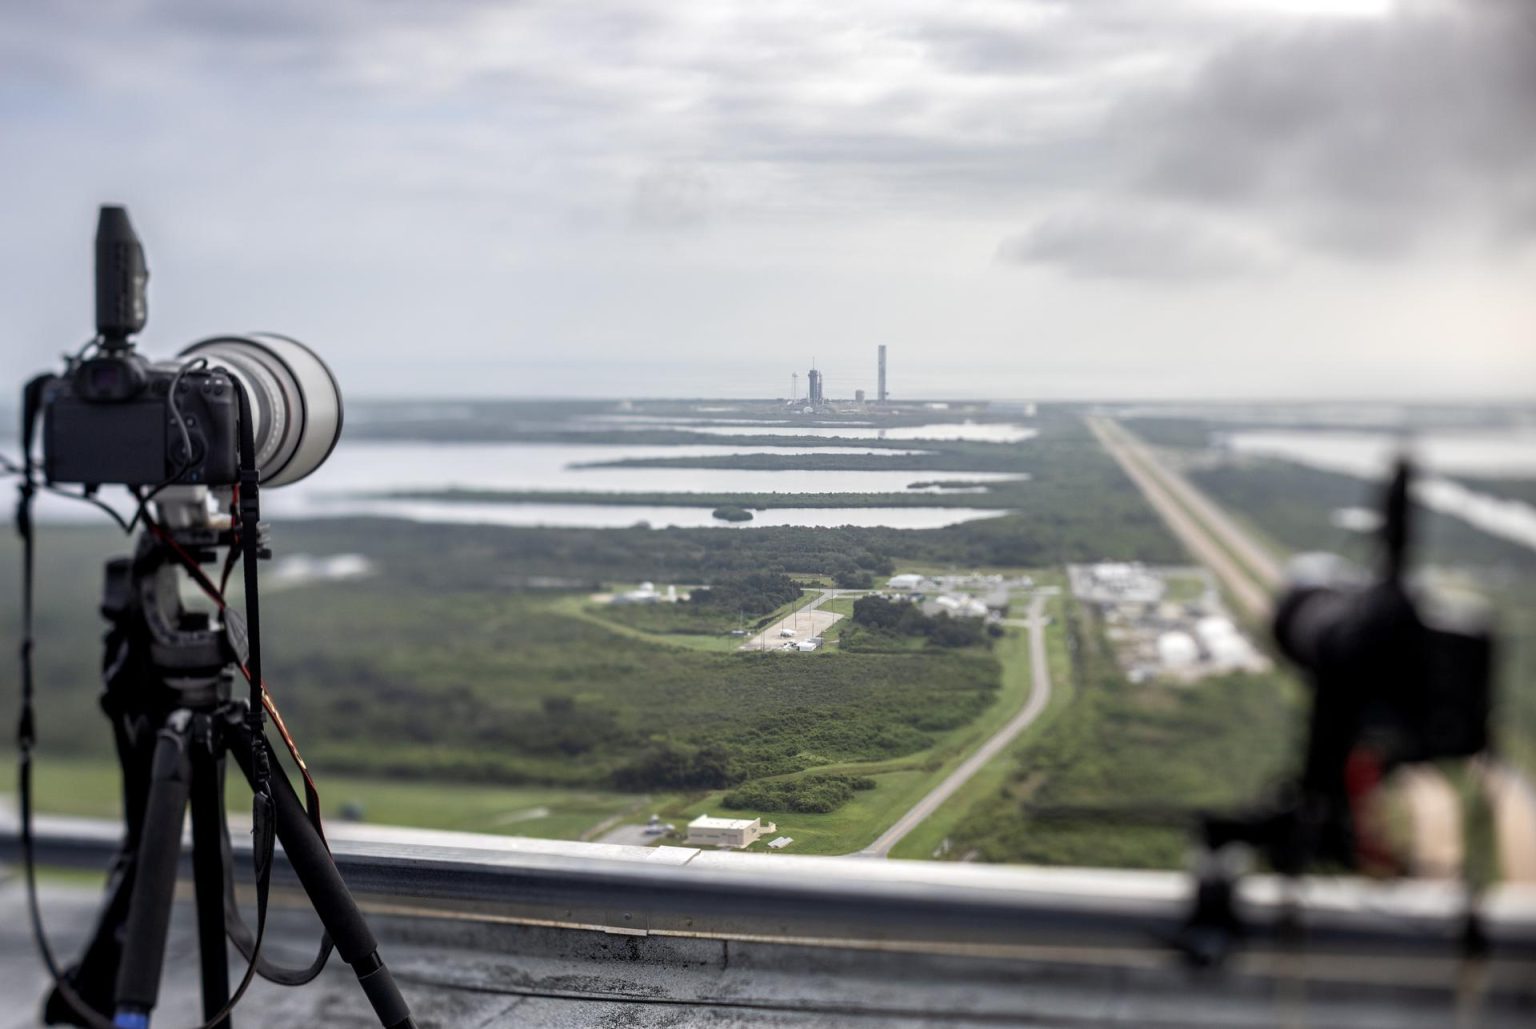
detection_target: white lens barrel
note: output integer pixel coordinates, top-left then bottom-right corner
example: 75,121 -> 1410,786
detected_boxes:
179,333 -> 343,487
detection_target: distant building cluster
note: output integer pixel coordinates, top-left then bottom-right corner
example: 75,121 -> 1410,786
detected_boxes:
1068,563 -> 1270,683
268,553 -> 375,589
610,581 -> 680,605
885,572 -> 1029,621
785,347 -> 888,409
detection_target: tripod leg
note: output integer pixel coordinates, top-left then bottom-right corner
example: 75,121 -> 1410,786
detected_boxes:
188,715 -> 232,1029
113,712 -> 195,1026
226,723 -> 416,1029
43,710 -> 159,1026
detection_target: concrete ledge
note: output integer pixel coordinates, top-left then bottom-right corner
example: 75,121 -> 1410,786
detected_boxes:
4,811 -> 1534,956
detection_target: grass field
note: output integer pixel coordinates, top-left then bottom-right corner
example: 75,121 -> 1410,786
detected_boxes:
659,609 -> 1043,855
0,755 -> 653,840
940,594 -> 1302,868
568,588 -> 823,653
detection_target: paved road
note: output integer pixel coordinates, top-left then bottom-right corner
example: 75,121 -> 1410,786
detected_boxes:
1098,418 -> 1284,586
1088,417 -> 1272,619
859,594 -> 1051,858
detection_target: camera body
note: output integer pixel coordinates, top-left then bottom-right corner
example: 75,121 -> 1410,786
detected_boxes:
42,354 -> 240,488
1274,569 -> 1491,778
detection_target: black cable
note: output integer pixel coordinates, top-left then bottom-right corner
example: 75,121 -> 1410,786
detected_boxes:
124,357 -> 206,533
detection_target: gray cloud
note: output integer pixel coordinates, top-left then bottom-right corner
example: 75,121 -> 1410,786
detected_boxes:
1125,1 -> 1536,259
997,207 -> 1275,280
1,1 -> 1531,399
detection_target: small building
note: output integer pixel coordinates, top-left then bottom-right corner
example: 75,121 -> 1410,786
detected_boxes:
687,814 -> 777,849
1157,631 -> 1199,669
613,581 -> 662,605
795,638 -> 821,652
887,574 -> 926,591
922,594 -> 989,619
766,836 -> 794,850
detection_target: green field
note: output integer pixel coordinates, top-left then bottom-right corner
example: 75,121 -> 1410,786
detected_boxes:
0,755 -> 653,840
661,619 -> 1043,855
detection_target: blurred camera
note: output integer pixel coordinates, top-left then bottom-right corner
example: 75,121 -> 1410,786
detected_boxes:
1273,553 -> 1492,771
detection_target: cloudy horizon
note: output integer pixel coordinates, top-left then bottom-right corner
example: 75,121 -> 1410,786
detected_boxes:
2,0 -> 1533,401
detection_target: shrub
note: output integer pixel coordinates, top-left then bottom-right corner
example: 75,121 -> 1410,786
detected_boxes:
721,773 -> 878,814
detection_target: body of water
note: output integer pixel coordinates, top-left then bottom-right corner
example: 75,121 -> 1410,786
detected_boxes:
7,438 -> 1021,530
285,442 -> 1022,499
1223,428 -> 1536,552
1222,429 -> 1536,479
279,500 -> 1006,530
686,423 -> 1037,442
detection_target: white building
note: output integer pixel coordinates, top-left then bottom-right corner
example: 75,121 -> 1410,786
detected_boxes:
887,574 -> 927,591
687,814 -> 777,849
1157,631 -> 1199,669
613,581 -> 662,605
923,594 -> 989,619
1194,616 -> 1267,671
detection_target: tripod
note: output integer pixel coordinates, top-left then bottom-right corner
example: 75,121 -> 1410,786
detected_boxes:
41,527 -> 416,1028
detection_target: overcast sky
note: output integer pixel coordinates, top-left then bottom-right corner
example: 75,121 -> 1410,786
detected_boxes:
2,0 -> 1533,400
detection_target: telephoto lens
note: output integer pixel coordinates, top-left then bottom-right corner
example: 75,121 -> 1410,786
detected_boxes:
179,333 -> 344,487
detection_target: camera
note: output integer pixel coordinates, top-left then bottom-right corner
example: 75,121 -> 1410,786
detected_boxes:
1273,551 -> 1492,778
38,205 -> 343,491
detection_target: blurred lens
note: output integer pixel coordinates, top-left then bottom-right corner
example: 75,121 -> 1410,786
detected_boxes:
179,333 -> 343,488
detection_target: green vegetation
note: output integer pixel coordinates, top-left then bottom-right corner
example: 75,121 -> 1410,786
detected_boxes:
0,406 -> 1215,857
579,444 -> 1028,473
712,505 -> 753,522
0,536 -> 1001,797
669,620 -> 1041,853
944,596 -> 1301,868
722,772 -> 877,813
0,755 -> 649,840
689,572 -> 804,616
844,594 -> 994,649
891,597 -> 1074,860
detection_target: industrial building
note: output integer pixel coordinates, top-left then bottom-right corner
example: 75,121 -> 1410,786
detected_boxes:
807,367 -> 824,406
611,581 -> 679,605
1069,563 -> 1271,682
687,814 -> 777,848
